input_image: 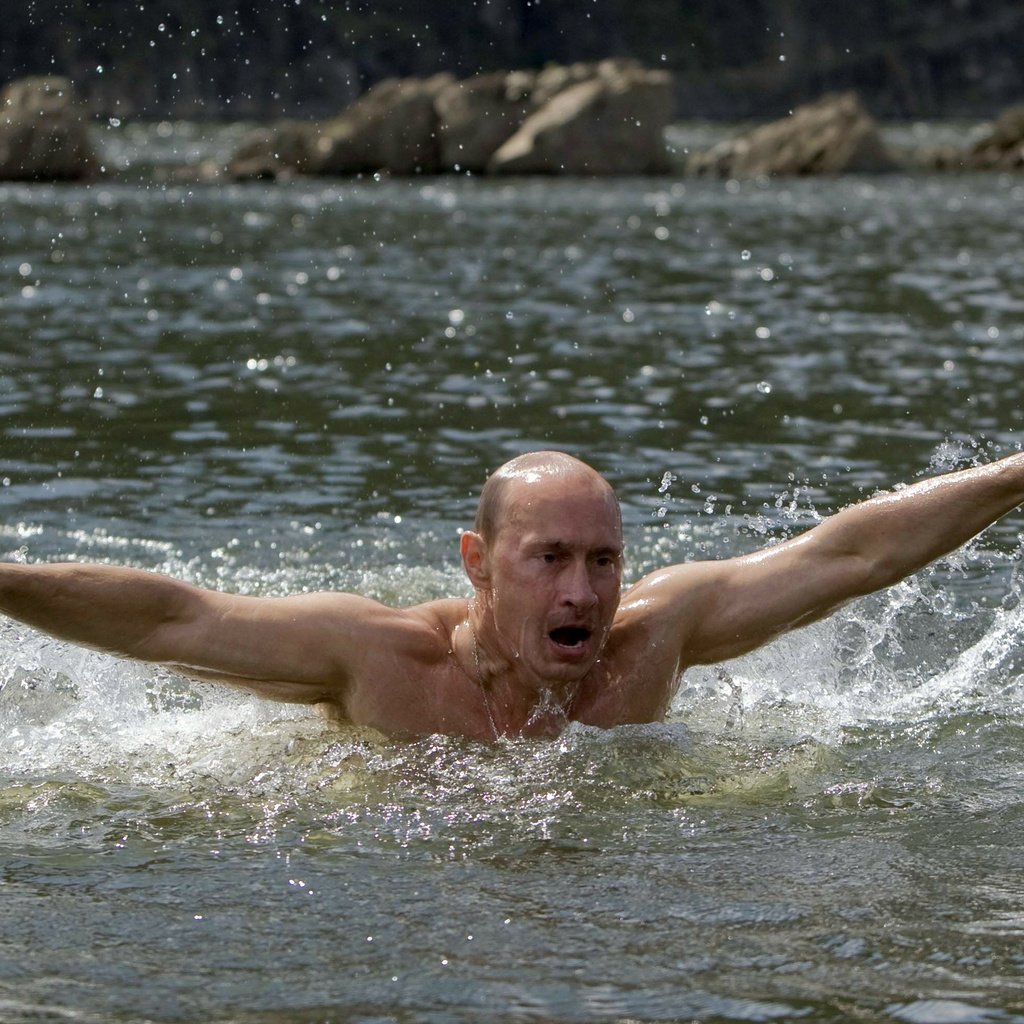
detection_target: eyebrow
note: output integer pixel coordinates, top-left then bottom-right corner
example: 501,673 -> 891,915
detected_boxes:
529,539 -> 623,558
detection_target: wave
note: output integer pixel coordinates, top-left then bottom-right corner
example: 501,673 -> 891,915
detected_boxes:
1,526 -> 1022,833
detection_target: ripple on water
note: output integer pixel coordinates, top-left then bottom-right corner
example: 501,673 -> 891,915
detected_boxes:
4,152 -> 1024,1020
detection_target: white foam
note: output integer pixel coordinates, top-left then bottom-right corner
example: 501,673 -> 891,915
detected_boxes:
2,523 -> 1022,784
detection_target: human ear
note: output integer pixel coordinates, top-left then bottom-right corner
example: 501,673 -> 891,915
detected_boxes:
460,530 -> 492,590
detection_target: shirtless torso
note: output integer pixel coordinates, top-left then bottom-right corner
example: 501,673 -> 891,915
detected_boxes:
2,449 -> 1024,741
307,593 -> 681,741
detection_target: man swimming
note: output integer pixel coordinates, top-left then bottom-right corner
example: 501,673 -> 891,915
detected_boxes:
1,449 -> 1023,740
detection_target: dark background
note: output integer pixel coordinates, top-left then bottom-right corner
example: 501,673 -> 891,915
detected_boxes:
4,0 -> 1023,121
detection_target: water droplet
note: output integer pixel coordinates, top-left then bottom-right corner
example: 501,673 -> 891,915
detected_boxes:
756,381 -> 772,395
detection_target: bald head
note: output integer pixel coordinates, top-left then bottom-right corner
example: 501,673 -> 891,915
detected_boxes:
474,451 -> 621,543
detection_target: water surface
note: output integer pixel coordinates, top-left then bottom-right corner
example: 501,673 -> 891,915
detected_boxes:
2,124 -> 1024,1023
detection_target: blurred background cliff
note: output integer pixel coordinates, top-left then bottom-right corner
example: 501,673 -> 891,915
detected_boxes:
3,0 -> 1022,122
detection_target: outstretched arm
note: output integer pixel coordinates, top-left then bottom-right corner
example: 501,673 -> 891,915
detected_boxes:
629,451 -> 1024,666
0,561 -> 397,707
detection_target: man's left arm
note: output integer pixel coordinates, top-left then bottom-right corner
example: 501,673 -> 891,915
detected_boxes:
630,451 -> 1024,666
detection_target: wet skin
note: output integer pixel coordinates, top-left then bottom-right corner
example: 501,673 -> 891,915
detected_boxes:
464,471 -> 625,690
2,450 -> 1024,741
324,458 -> 679,739
127,448 -> 1024,740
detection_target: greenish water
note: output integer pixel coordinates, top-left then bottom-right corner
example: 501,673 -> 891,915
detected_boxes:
2,124 -> 1024,1023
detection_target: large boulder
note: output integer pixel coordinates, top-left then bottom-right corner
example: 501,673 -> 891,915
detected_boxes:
687,92 -> 899,178
224,62 -> 674,179
313,73 -> 454,175
0,76 -> 100,181
530,61 -> 608,108
435,70 -> 536,172
228,120 -> 319,181
965,105 -> 1024,170
487,60 -> 673,175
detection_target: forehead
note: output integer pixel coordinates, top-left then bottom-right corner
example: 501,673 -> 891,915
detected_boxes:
498,475 -> 622,548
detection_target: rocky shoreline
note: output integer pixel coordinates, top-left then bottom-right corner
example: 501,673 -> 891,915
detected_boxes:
2,70 -> 1023,184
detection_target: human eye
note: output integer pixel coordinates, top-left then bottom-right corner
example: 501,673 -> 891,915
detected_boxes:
533,544 -> 563,564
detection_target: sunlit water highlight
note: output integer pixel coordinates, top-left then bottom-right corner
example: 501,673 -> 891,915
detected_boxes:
2,123 -> 1024,1023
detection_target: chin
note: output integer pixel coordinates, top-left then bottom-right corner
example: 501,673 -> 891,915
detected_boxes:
537,650 -> 597,685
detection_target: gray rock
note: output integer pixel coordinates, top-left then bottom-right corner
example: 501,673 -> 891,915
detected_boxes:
0,76 -> 100,181
435,70 -> 536,172
488,61 -> 673,175
228,121 -> 319,181
530,61 -> 607,108
687,92 -> 898,178
966,105 -> 1024,169
313,73 -> 455,175
224,62 -> 674,179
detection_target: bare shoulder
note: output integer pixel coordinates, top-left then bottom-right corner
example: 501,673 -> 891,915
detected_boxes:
610,558 -> 756,670
617,561 -> 723,629
326,596 -> 470,734
300,592 -> 464,662
393,598 -> 469,657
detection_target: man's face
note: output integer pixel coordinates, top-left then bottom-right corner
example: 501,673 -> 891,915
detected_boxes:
481,474 -> 624,688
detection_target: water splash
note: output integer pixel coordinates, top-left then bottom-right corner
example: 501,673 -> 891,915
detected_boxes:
2,517 -> 1022,837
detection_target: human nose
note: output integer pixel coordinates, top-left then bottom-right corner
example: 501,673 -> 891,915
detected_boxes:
560,559 -> 598,609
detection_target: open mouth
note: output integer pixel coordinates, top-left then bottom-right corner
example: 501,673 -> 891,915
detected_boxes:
549,626 -> 592,649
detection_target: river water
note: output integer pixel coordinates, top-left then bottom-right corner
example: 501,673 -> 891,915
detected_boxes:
2,123 -> 1024,1023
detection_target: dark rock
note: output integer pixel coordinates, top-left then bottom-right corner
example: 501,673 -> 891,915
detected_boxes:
687,92 -> 899,178
966,105 -> 1024,169
911,144 -> 967,172
224,61 -> 674,179
434,70 -> 536,172
0,76 -> 100,181
488,60 -> 673,175
313,74 -> 455,176
227,121 -> 319,181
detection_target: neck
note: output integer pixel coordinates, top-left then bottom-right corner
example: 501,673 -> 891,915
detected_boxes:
463,603 -> 582,738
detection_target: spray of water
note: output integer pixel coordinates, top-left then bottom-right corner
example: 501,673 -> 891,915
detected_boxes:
1,516 -> 1022,830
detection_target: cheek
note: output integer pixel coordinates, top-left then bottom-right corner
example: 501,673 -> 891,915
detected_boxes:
491,571 -> 546,618
596,578 -> 622,613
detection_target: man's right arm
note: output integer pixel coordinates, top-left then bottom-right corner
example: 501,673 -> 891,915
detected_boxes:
622,450 -> 1024,670
0,561 -> 393,707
